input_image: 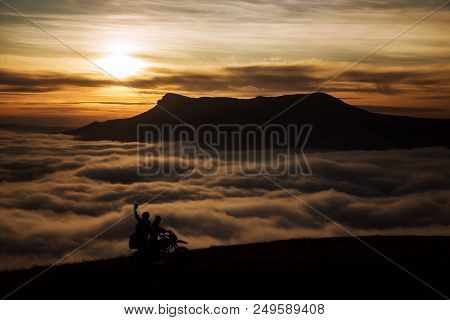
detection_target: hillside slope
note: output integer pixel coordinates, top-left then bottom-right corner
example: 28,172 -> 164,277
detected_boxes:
1,236 -> 449,299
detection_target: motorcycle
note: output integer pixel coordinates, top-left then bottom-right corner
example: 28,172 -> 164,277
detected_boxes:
130,230 -> 189,261
158,230 -> 189,255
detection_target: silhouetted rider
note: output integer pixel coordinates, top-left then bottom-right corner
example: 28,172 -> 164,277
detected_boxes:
134,203 -> 152,247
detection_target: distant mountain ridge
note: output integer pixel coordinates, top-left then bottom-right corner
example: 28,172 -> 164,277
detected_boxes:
67,93 -> 450,150
0,123 -> 71,134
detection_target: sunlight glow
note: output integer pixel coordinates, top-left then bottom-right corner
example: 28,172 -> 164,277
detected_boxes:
96,41 -> 145,79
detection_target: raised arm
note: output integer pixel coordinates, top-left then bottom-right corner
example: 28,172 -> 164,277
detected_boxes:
134,203 -> 141,222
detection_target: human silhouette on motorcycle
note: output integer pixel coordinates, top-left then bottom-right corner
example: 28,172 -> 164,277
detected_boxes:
129,204 -> 188,260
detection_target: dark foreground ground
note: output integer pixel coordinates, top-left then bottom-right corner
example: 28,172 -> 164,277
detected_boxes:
1,236 -> 449,299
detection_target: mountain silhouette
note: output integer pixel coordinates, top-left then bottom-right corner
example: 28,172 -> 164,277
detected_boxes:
67,93 -> 450,150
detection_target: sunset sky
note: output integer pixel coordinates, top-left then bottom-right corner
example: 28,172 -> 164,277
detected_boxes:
0,0 -> 449,126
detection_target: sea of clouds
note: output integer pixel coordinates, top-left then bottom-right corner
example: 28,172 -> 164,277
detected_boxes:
0,130 -> 449,270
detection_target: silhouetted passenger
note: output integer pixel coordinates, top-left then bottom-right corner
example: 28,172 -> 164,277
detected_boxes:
149,215 -> 167,242
133,203 -> 152,248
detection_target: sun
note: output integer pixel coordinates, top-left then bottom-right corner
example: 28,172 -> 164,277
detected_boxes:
96,42 -> 145,79
97,54 -> 144,78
